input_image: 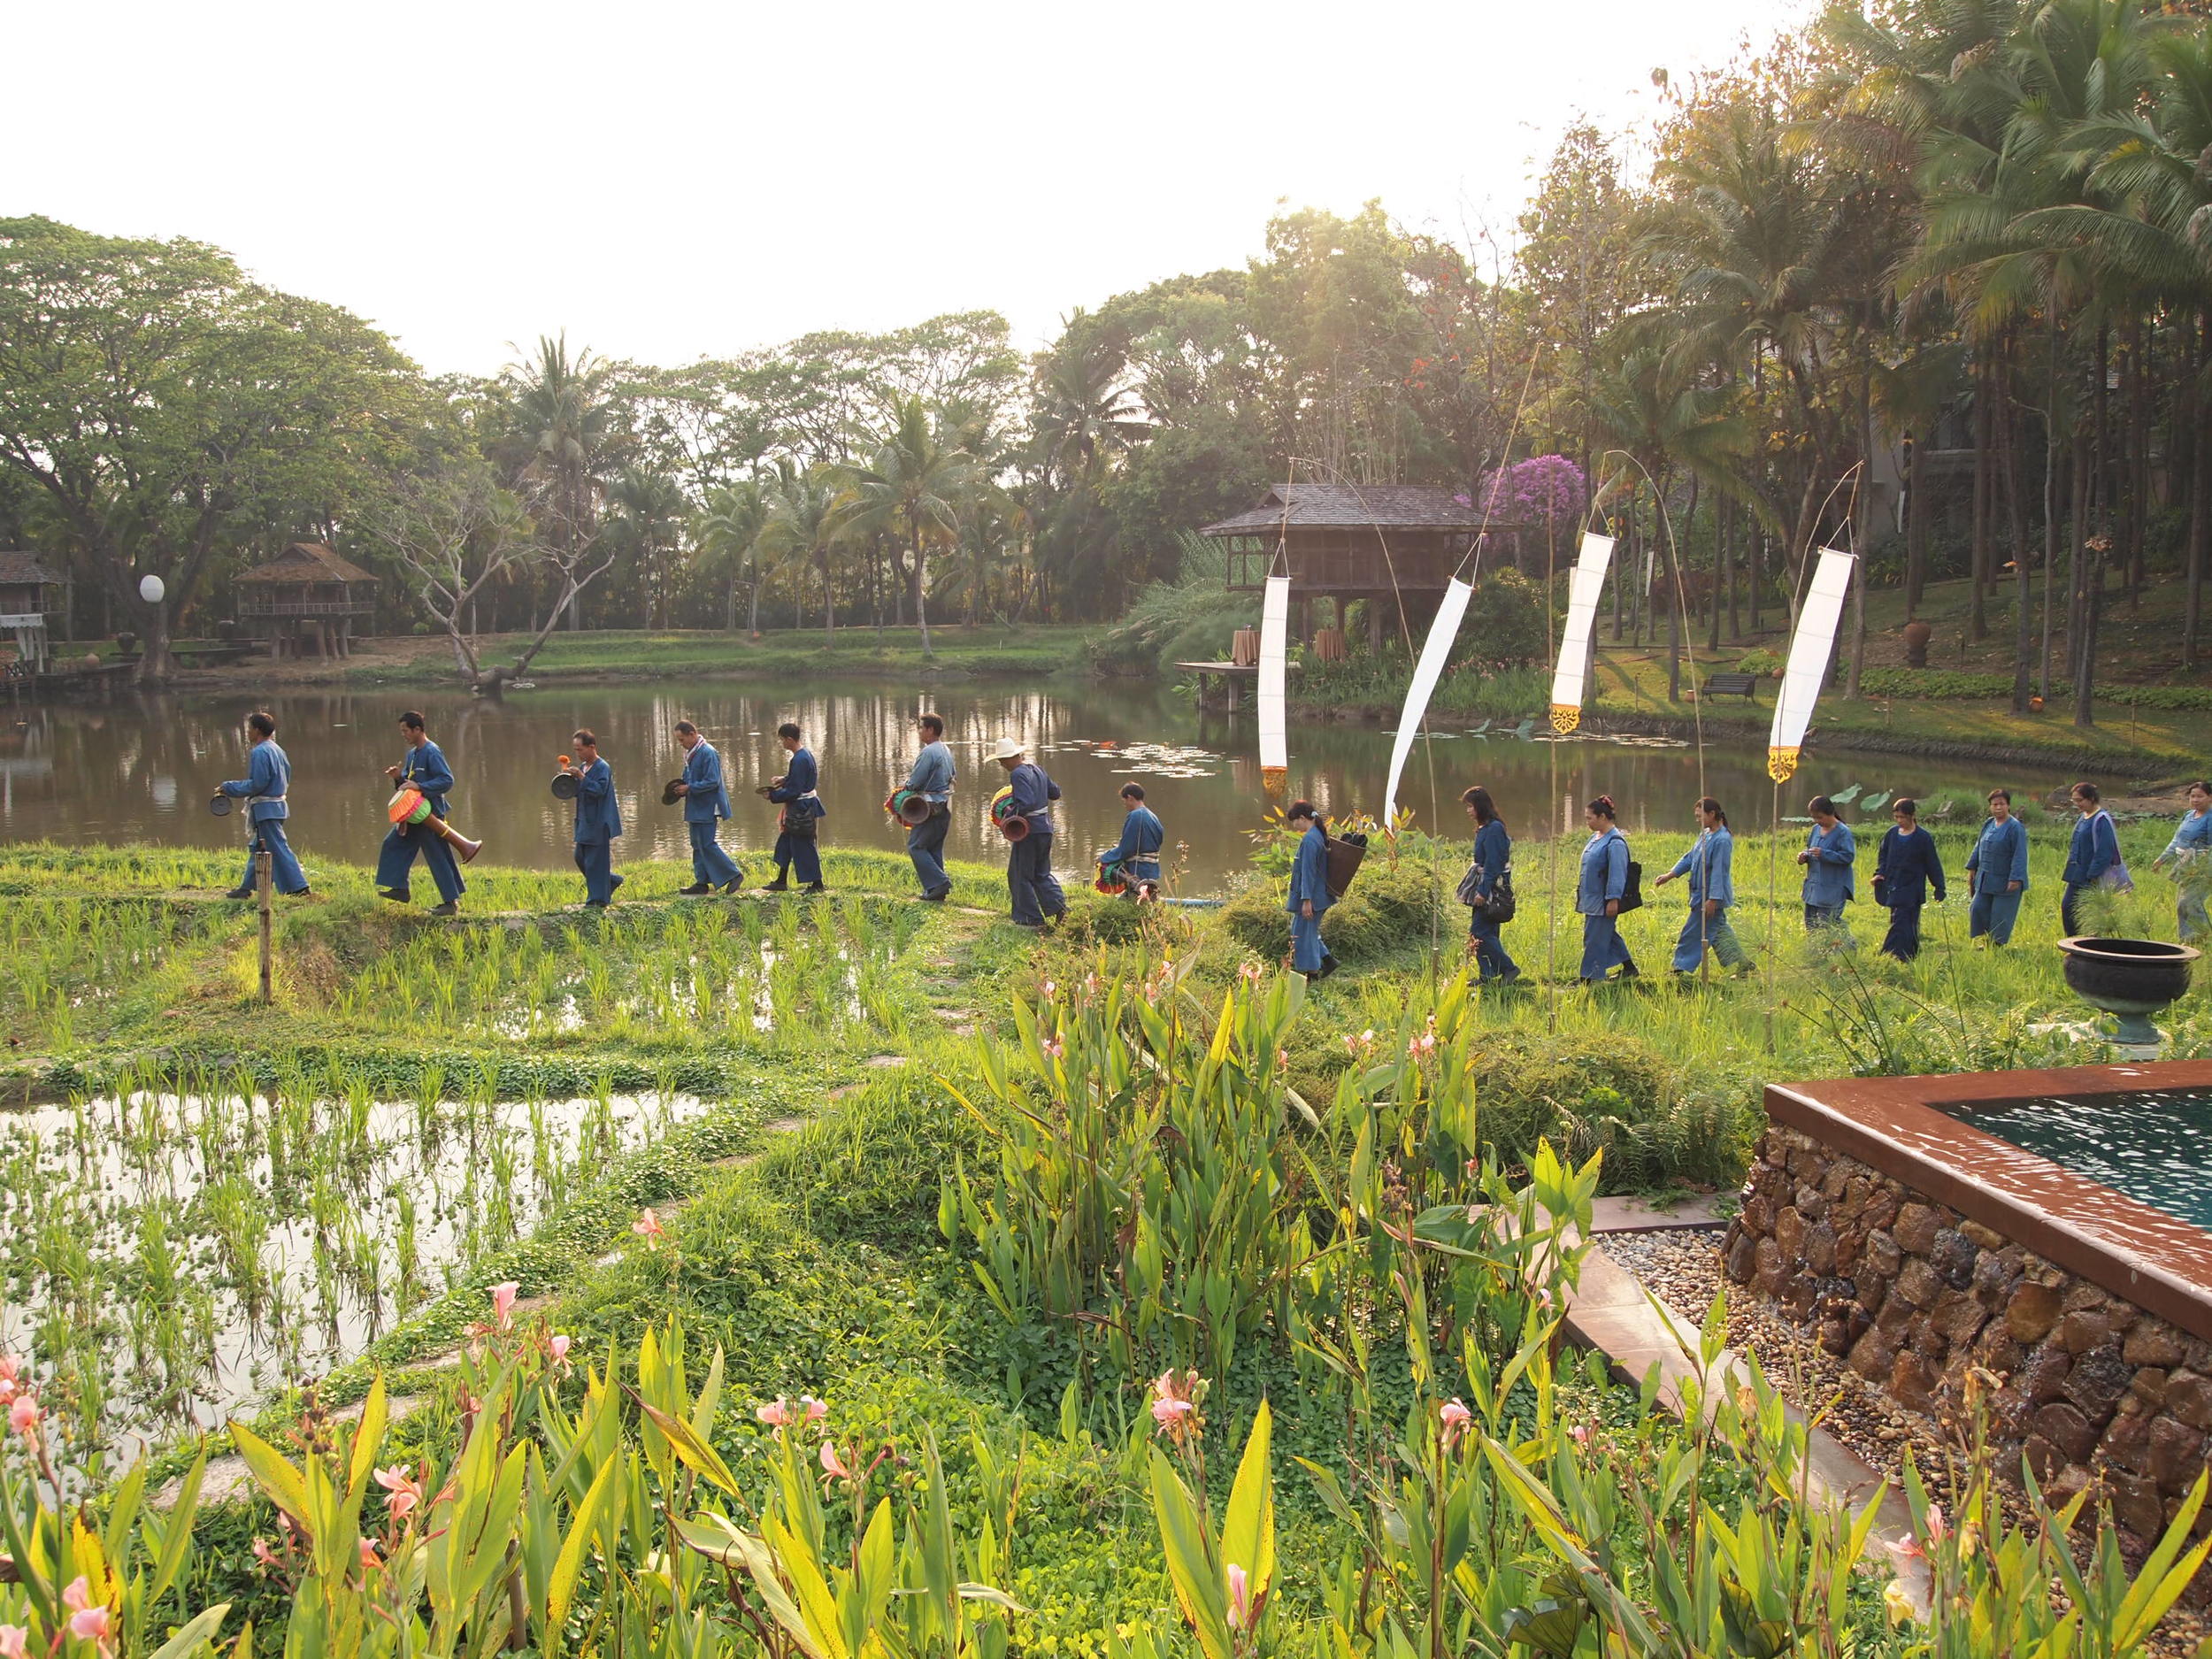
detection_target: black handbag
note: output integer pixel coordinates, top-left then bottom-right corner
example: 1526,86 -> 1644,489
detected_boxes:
1617,860 -> 1644,913
1458,863 -> 1517,923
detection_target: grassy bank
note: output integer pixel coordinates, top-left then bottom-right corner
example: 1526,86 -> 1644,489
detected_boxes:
4,833 -> 2208,1654
285,625 -> 1095,689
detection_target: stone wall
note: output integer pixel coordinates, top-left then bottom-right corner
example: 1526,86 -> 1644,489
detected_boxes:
1725,1124 -> 2212,1546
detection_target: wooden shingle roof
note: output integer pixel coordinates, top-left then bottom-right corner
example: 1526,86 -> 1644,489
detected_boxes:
0,551 -> 62,587
235,542 -> 380,586
1201,484 -> 1516,536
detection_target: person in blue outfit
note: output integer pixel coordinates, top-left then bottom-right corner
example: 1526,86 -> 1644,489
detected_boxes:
763,721 -> 826,893
216,710 -> 310,899
1460,786 -> 1517,984
2061,780 -> 2123,935
1797,795 -> 1856,934
1285,798 -> 1337,979
993,738 -> 1067,927
1100,782 -> 1165,902
902,712 -> 956,901
672,719 -> 741,895
1655,795 -> 1749,977
1576,795 -> 1637,983
2152,779 -> 2212,942
565,728 -> 624,907
1872,796 -> 1947,962
376,710 -> 464,914
1966,787 -> 2030,946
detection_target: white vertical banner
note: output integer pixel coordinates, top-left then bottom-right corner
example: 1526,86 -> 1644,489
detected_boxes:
1383,576 -> 1473,826
1548,533 -> 1617,733
1769,547 -> 1855,782
1258,573 -> 1289,791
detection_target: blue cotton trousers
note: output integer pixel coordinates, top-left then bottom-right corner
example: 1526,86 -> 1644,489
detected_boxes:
1969,888 -> 2022,945
376,821 -> 464,903
1469,910 -> 1517,980
574,841 -> 622,905
1670,906 -> 1747,972
1007,833 -> 1065,926
1578,912 -> 1634,980
687,818 -> 741,887
907,809 -> 951,897
773,829 -> 823,885
242,822 -> 308,895
1291,910 -> 1327,973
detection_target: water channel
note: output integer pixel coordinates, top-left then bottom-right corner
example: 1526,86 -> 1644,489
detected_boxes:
1,680 -> 2079,892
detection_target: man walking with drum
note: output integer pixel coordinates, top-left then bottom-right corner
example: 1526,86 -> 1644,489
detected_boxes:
377,711 -> 465,914
899,712 -> 956,902
762,721 -> 826,893
565,729 -> 624,907
672,719 -> 742,895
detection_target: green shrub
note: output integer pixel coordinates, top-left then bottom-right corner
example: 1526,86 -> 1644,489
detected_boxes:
1219,856 -> 1451,965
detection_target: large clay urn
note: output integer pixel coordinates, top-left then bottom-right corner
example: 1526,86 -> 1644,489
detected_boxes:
1902,618 -> 1932,668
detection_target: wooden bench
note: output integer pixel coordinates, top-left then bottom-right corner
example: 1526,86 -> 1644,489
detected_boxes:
1704,672 -> 1763,703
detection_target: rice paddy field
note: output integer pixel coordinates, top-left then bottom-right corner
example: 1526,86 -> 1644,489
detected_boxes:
3,817 -> 2208,1654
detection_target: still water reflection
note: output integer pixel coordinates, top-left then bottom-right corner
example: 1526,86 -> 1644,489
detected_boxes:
1,681 -> 2076,894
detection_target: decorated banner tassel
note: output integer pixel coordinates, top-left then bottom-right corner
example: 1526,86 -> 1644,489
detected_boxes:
1548,533 -> 1617,734
1258,571 -> 1290,799
1767,547 -> 1855,783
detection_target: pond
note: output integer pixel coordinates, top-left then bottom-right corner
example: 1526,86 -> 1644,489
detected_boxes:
1,680 -> 2078,892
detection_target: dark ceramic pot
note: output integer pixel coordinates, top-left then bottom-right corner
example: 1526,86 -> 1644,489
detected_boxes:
2058,936 -> 2200,1045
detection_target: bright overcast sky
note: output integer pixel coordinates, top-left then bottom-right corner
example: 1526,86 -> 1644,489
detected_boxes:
16,0 -> 1808,378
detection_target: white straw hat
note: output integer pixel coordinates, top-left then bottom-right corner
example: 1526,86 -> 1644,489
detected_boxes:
989,738 -> 1025,762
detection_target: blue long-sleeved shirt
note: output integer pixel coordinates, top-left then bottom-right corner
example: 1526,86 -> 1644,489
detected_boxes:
1286,822 -> 1333,914
1102,805 -> 1164,879
1801,821 -> 1855,907
396,739 -> 454,819
768,748 -> 825,819
1667,826 -> 1734,909
1005,762 -> 1059,834
680,741 -> 731,822
1576,826 -> 1629,916
220,740 -> 291,824
1470,819 -> 1511,902
1876,824 -> 1947,908
2062,810 -> 2120,887
2161,810 -> 2211,862
572,757 -> 622,845
1967,815 -> 2029,895
904,740 -> 956,803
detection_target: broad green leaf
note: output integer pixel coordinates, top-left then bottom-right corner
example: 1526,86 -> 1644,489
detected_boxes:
1220,1401 -> 1276,1604
227,1422 -> 311,1526
145,1603 -> 232,1659
1148,1446 -> 1230,1659
628,1391 -> 743,1498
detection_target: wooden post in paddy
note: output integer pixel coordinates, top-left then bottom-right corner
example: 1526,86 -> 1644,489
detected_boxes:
256,850 -> 273,1002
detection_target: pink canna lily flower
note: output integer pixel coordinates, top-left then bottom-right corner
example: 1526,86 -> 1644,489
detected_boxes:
490,1282 -> 519,1331
634,1209 -> 666,1250
1439,1397 -> 1472,1451
251,1537 -> 280,1569
549,1333 -> 572,1363
0,1624 -> 26,1659
1226,1563 -> 1251,1631
7,1393 -> 38,1439
800,1394 -> 828,1423
374,1463 -> 426,1522
757,1397 -> 793,1429
819,1440 -> 855,1481
359,1537 -> 380,1573
62,1577 -> 111,1643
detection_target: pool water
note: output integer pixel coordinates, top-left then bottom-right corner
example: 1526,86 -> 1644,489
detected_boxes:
1943,1090 -> 2212,1229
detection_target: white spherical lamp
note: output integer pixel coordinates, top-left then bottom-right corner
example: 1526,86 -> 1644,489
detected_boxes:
138,573 -> 166,605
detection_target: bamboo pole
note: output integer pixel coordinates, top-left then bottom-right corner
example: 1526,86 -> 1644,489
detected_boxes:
257,850 -> 273,1002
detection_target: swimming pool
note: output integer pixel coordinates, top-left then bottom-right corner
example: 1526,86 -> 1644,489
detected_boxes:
1940,1089 -> 2212,1232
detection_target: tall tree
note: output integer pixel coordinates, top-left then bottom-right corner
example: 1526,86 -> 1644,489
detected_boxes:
826,399 -> 975,657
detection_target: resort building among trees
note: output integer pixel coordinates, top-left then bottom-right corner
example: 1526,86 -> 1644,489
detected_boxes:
0,550 -> 63,677
234,542 -> 379,659
1202,484 -> 1520,651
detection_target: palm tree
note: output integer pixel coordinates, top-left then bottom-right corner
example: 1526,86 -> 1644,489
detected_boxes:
756,464 -> 844,645
826,399 -> 975,657
1031,326 -> 1148,482
693,480 -> 767,634
604,467 -> 687,628
499,334 -> 632,628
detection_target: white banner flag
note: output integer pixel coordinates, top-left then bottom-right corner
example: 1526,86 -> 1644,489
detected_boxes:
1258,573 -> 1289,789
1548,533 -> 1617,733
1769,547 -> 1855,782
1383,577 -> 1473,826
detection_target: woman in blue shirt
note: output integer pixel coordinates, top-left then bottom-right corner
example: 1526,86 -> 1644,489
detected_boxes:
1655,796 -> 1748,976
1576,795 -> 1637,983
1460,785 -> 1518,984
1872,796 -> 1947,962
1797,795 -> 1856,936
2152,779 -> 2212,942
1285,799 -> 1337,980
2060,780 -> 2123,935
1965,787 -> 2029,946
